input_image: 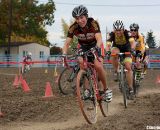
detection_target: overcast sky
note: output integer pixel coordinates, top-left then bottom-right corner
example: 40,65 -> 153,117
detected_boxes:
40,0 -> 160,47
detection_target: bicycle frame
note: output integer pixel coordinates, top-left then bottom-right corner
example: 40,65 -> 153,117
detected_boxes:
112,52 -> 130,108
76,47 -> 108,124
81,48 -> 103,101
83,60 -> 103,101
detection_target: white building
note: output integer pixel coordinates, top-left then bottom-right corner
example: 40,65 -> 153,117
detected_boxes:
0,42 -> 50,67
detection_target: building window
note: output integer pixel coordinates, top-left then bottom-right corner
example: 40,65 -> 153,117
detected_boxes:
5,50 -> 8,55
23,51 -> 27,57
40,51 -> 44,58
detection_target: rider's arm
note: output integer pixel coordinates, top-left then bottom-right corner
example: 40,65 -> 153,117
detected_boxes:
91,20 -> 102,48
95,33 -> 105,58
95,33 -> 103,48
129,37 -> 136,50
106,43 -> 111,52
106,32 -> 114,51
140,35 -> 145,54
63,23 -> 75,54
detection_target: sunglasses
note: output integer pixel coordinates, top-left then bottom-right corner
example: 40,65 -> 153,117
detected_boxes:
130,29 -> 137,32
115,29 -> 123,32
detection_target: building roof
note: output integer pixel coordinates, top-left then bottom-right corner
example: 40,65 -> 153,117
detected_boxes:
0,42 -> 34,47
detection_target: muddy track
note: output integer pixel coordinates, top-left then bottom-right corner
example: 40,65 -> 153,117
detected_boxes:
0,68 -> 160,130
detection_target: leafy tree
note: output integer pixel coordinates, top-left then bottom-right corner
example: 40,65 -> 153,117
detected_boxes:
50,46 -> 62,55
0,0 -> 56,46
61,18 -> 78,54
146,30 -> 156,48
61,18 -> 69,39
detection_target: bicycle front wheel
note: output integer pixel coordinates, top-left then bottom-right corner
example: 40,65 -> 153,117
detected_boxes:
76,70 -> 98,124
120,67 -> 128,108
58,67 -> 76,95
99,100 -> 108,117
133,71 -> 140,97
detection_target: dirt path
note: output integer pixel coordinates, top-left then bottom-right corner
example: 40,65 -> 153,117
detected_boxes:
0,68 -> 160,130
1,87 -> 160,130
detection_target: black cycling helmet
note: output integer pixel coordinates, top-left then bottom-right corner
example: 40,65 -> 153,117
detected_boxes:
130,23 -> 139,31
113,20 -> 124,30
72,5 -> 88,18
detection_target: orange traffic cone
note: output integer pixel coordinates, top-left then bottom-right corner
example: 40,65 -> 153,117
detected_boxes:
21,79 -> 30,92
156,75 -> 160,84
43,82 -> 55,98
13,74 -> 19,87
19,74 -> 23,85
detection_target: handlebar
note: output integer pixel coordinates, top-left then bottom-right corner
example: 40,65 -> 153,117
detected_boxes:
111,52 -> 131,57
79,47 -> 101,62
62,47 -> 101,68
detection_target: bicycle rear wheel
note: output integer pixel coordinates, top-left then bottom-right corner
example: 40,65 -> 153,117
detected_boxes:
76,70 -> 98,124
133,71 -> 140,97
58,67 -> 76,95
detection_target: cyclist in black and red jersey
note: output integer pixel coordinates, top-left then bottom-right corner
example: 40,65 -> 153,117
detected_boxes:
62,5 -> 112,102
106,20 -> 136,99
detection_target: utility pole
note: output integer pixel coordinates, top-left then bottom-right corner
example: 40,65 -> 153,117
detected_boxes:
106,26 -> 108,42
7,0 -> 12,66
8,0 -> 12,55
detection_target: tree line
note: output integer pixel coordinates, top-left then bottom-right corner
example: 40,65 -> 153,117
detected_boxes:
0,0 -> 157,55
0,0 -> 56,46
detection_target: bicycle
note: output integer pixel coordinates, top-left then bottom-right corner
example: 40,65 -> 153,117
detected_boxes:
21,62 -> 32,74
111,52 -> 131,108
58,57 -> 79,95
58,49 -> 80,95
75,47 -> 109,124
132,53 -> 144,97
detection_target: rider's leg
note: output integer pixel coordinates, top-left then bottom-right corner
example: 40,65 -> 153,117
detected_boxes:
124,57 -> 134,99
94,58 -> 112,102
124,57 -> 133,90
78,56 -> 85,70
111,47 -> 120,73
94,58 -> 107,91
143,63 -> 148,75
143,56 -> 149,75
77,56 -> 90,97
111,47 -> 120,81
135,57 -> 142,80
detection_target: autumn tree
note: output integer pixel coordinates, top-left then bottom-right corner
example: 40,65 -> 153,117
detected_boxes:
61,18 -> 78,54
0,0 -> 56,46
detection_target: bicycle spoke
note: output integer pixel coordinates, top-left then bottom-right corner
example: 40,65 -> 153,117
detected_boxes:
58,68 -> 76,95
